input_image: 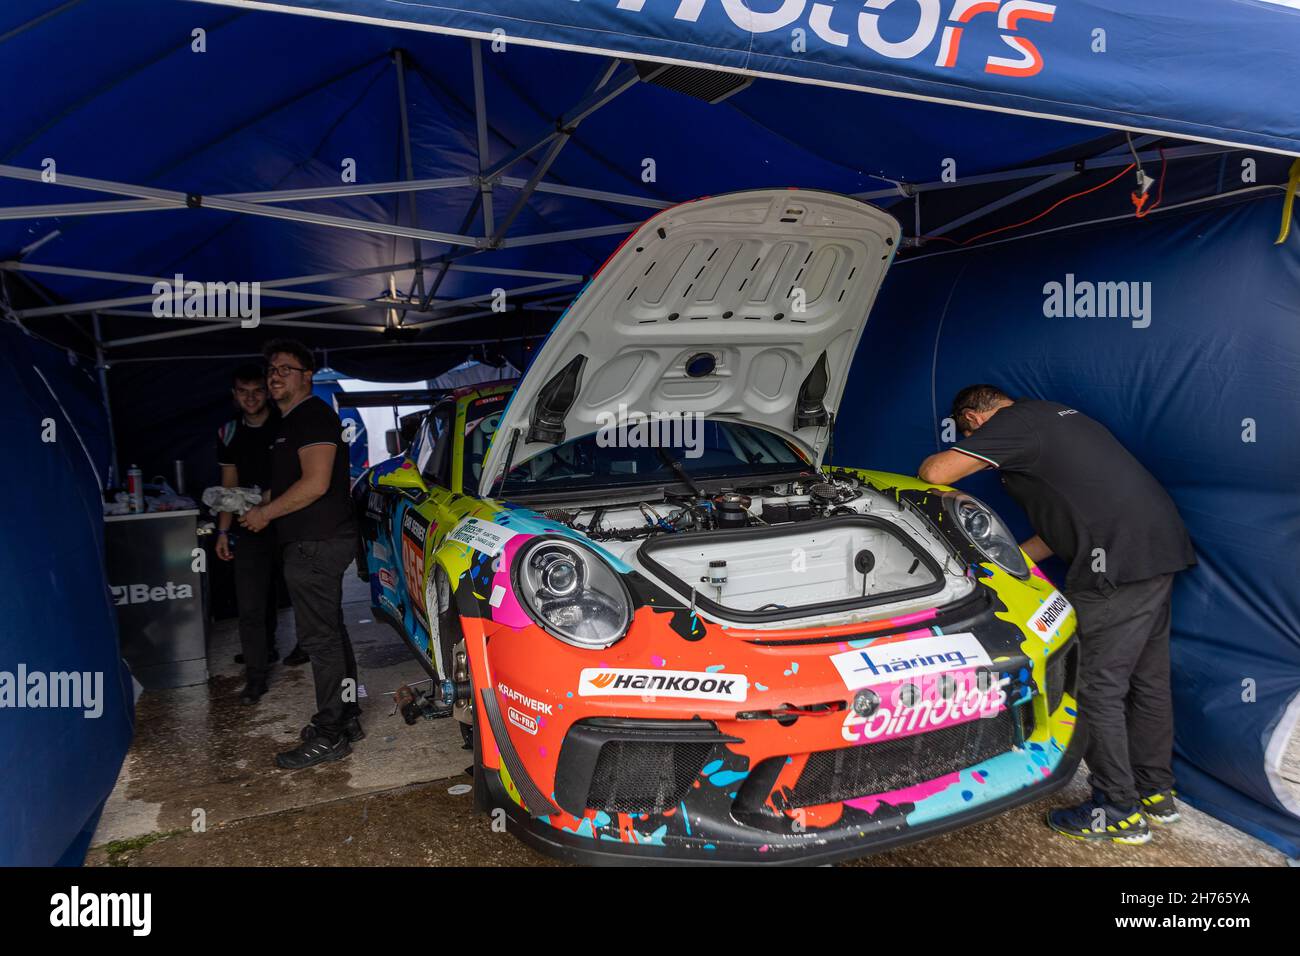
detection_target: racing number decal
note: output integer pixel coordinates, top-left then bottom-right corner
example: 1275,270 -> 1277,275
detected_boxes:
400,508 -> 433,625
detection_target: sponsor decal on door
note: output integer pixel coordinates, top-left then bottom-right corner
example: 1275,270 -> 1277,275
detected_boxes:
400,508 -> 433,623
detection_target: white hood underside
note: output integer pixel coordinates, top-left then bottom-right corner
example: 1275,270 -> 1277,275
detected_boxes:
480,189 -> 900,496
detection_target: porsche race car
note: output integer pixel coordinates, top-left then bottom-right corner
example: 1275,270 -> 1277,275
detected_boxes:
354,189 -> 1082,864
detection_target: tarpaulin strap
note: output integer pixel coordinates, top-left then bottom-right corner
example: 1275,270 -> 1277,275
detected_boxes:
1275,159 -> 1300,245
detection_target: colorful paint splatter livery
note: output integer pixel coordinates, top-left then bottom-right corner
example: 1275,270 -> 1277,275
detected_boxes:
354,190 -> 1083,864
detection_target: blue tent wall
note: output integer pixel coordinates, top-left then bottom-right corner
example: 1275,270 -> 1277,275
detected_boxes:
0,325 -> 134,865
835,193 -> 1300,855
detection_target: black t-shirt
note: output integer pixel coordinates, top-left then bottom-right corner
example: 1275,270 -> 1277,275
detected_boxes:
269,396 -> 357,544
215,414 -> 279,490
954,400 -> 1195,593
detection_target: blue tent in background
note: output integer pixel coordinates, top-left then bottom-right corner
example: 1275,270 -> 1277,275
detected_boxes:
0,0 -> 1296,861
0,323 -> 134,866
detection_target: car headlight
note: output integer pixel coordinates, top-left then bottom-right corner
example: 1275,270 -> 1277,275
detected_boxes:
942,492 -> 1029,578
513,537 -> 632,648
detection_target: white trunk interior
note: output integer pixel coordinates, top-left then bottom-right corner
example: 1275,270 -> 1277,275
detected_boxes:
639,520 -> 940,615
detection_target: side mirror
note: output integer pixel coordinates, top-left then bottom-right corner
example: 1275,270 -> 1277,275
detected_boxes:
377,461 -> 427,494
385,428 -> 402,456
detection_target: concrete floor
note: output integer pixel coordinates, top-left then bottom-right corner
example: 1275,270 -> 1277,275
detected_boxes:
88,572 -> 1288,867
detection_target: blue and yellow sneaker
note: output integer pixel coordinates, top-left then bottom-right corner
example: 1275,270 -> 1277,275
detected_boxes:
1139,789 -> 1180,825
1046,792 -> 1152,845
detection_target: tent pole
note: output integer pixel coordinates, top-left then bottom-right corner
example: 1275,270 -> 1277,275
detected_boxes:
14,287 -> 402,320
498,221 -> 640,248
471,39 -> 495,237
418,38 -> 494,307
921,135 -> 1160,240
0,178 -> 479,222
0,164 -> 479,247
393,49 -> 425,303
106,332 -> 538,365
1,258 -> 581,289
497,176 -> 670,210
854,143 -> 1231,202
489,62 -> 638,246
926,172 -> 1077,239
481,63 -> 640,180
896,183 -> 1286,264
91,311 -> 120,488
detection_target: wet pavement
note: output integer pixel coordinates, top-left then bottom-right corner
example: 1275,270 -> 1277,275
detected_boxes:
89,573 -> 1288,867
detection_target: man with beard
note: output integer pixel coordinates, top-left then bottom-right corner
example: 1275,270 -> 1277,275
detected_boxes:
240,340 -> 362,768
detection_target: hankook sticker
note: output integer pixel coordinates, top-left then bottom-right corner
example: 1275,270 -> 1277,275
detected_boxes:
578,668 -> 748,702
1027,590 -> 1072,643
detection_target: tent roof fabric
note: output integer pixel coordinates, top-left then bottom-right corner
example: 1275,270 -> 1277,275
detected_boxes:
6,0 -> 1280,367
200,0 -> 1300,156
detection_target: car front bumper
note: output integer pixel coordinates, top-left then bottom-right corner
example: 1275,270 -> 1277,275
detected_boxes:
477,711 -> 1085,866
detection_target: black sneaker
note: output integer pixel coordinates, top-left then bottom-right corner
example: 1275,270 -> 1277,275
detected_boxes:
239,679 -> 268,705
301,716 -> 365,743
1140,789 -> 1181,825
1046,792 -> 1151,845
284,644 -> 310,666
275,735 -> 351,769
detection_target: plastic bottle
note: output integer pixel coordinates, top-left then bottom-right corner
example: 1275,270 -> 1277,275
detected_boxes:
127,465 -> 144,514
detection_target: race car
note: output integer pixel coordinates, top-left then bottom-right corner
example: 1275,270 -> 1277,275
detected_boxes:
354,189 -> 1082,865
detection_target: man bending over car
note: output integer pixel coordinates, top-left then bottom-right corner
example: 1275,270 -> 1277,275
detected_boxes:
918,385 -> 1195,845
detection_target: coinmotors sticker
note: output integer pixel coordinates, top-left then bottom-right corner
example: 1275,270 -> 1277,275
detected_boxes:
1027,590 -> 1072,643
579,668 -> 748,702
831,632 -> 990,691
842,676 -> 1010,744
447,517 -> 517,557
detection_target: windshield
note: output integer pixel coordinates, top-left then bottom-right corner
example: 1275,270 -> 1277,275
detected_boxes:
462,393 -> 509,491
498,418 -> 807,494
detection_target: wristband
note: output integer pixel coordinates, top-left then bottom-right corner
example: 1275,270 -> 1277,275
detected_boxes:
217,530 -> 229,536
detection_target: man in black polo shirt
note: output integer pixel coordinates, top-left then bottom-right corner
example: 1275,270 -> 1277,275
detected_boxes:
214,364 -> 282,704
240,339 -> 361,769
919,385 -> 1195,845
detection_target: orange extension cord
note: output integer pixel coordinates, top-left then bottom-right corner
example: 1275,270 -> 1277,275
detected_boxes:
923,155 -> 1166,247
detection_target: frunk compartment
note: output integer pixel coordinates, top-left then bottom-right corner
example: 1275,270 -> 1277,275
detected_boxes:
638,514 -> 945,622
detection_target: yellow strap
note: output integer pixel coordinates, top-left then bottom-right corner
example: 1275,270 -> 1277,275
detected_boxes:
1275,158 -> 1300,245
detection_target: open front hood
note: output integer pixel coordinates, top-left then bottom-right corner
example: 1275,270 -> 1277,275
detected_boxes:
479,189 -> 900,496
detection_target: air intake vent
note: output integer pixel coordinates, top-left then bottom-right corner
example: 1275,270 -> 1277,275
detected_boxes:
586,740 -> 713,814
633,61 -> 753,104
780,709 -> 1017,809
1046,637 -> 1079,716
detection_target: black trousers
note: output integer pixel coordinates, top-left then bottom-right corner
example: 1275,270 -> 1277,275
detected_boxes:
281,536 -> 359,740
1066,572 -> 1177,808
232,529 -> 279,681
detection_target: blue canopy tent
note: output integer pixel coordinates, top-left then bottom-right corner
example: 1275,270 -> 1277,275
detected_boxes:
0,0 -> 1296,861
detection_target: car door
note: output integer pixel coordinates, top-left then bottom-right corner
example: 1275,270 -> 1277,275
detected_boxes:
384,401 -> 457,660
